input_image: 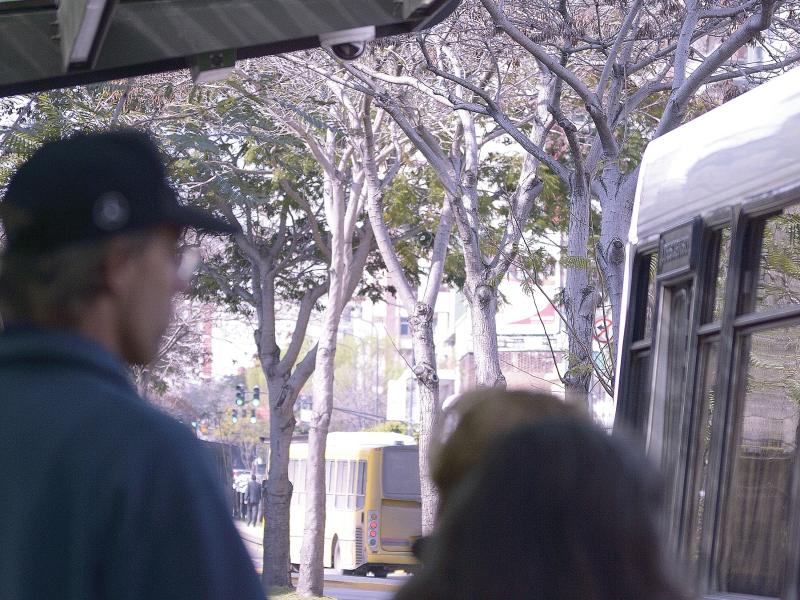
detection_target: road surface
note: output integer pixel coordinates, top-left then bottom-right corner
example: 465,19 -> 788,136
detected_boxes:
236,521 -> 406,599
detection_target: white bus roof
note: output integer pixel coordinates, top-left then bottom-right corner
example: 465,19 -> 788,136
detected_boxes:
293,431 -> 416,450
632,67 -> 800,245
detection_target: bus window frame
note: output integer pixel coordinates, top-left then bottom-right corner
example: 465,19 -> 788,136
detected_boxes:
616,207 -> 761,596
705,200 -> 800,598
710,316 -> 800,598
675,215 -> 735,576
622,194 -> 800,598
646,273 -> 698,549
615,242 -> 660,433
680,335 -> 720,579
695,206 -> 747,595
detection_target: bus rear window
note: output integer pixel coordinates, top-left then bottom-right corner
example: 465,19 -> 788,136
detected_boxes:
382,447 -> 420,500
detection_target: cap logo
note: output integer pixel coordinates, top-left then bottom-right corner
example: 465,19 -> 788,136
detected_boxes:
93,191 -> 130,231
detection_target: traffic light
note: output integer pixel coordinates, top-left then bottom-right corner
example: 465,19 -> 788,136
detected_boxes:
190,420 -> 198,429
231,409 -> 238,423
250,409 -> 257,424
252,385 -> 260,407
235,383 -> 245,406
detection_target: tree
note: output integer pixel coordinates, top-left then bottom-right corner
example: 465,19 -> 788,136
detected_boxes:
291,93 -> 374,597
132,300 -> 212,398
383,0 -> 800,403
293,41 -> 548,394
279,43 -> 547,529
131,73 -> 332,587
226,62 -> 400,594
361,101 -> 453,532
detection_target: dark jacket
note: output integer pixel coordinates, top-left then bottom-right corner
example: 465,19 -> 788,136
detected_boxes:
0,328 -> 266,600
246,479 -> 262,504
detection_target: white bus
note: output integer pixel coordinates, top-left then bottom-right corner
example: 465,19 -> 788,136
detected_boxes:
615,66 -> 800,599
287,432 -> 421,577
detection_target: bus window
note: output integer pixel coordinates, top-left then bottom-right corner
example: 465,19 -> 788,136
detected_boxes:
617,251 -> 659,431
295,459 -> 306,505
748,205 -> 800,312
288,459 -> 301,505
626,352 -> 651,428
631,252 -> 659,343
382,447 -> 421,500
324,459 -> 334,507
643,253 -> 659,340
649,282 -> 693,542
703,227 -> 731,324
347,461 -> 357,510
715,324 -> 800,596
356,460 -> 366,509
684,341 -> 719,570
335,461 -> 348,509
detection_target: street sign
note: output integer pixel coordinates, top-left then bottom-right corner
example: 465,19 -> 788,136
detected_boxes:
593,317 -> 612,345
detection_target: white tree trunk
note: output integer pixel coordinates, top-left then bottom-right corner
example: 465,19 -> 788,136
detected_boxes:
296,103 -> 372,590
297,166 -> 350,595
408,303 -> 441,532
262,379 -> 297,587
467,279 -> 506,388
596,169 -> 638,356
297,298 -> 342,595
563,185 -> 594,406
361,102 -> 450,533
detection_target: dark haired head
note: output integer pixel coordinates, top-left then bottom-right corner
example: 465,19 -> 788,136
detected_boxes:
398,420 -> 690,600
1,128 -> 235,256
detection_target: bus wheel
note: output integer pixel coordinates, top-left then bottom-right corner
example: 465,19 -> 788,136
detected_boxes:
370,568 -> 388,578
332,539 -> 345,575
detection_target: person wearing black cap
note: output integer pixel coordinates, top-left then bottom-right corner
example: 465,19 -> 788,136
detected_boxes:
0,130 -> 266,600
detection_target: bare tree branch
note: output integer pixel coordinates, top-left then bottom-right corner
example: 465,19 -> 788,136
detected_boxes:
279,178 -> 332,262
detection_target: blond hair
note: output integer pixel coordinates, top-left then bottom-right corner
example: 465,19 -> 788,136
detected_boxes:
432,388 -> 587,510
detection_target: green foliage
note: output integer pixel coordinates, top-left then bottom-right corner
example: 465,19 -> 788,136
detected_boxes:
363,420 -> 407,433
535,165 -> 570,232
149,87 -> 333,314
362,420 -> 418,441
443,251 -> 466,290
380,165 -> 460,292
757,212 -> 800,307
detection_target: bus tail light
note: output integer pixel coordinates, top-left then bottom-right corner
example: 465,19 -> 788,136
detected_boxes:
368,512 -> 379,550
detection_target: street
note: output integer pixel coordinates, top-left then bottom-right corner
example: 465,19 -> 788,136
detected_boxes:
237,522 -> 405,600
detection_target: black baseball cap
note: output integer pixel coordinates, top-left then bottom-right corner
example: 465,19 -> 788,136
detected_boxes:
1,129 -> 237,254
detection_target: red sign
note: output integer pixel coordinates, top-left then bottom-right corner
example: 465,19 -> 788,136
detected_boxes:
593,318 -> 613,344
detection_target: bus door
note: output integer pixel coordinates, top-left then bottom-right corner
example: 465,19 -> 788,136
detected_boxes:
377,446 -> 421,555
647,220 -> 703,548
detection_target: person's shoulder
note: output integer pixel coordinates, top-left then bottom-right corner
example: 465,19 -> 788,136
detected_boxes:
93,398 -> 218,507
108,396 -> 199,459
73,381 -> 201,473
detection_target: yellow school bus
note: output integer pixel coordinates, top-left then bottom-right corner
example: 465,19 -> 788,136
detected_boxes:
288,432 -> 421,577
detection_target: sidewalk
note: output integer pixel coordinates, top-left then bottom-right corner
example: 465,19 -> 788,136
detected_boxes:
234,521 -> 405,593
235,520 -> 263,546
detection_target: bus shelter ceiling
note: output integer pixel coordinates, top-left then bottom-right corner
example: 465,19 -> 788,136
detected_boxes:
0,0 -> 456,97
